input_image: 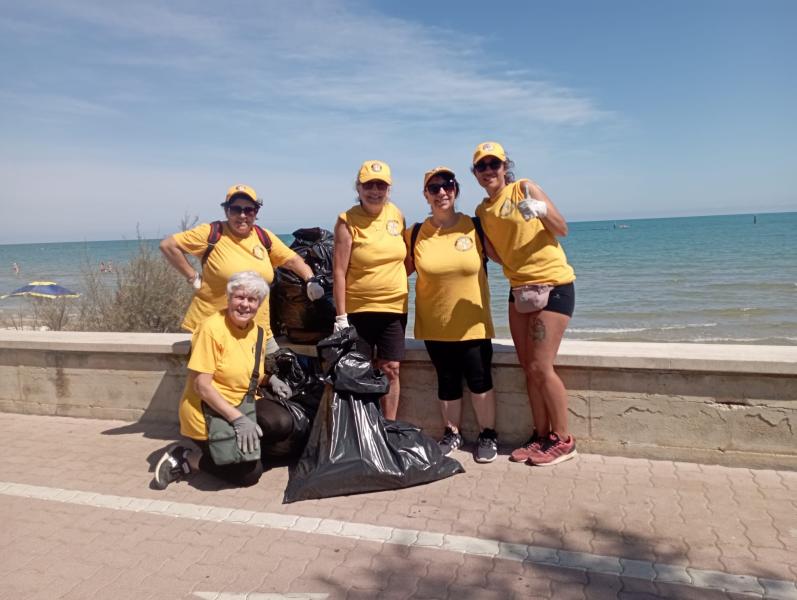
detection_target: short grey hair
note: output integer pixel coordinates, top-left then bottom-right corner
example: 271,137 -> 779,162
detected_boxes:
226,271 -> 269,302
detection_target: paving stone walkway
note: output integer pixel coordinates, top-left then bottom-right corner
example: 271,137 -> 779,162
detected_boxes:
1,413 -> 795,599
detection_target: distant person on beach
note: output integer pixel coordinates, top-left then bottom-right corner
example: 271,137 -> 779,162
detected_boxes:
154,272 -> 296,489
405,166 -> 498,462
333,161 -> 408,420
99,261 -> 106,272
472,141 -> 577,466
160,184 -> 324,356
106,260 -> 113,273
11,262 -> 19,275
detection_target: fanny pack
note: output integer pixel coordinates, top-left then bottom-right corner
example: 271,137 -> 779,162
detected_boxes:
201,326 -> 264,465
511,284 -> 554,313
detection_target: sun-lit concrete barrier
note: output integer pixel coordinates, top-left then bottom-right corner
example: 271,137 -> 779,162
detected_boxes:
1,331 -> 795,469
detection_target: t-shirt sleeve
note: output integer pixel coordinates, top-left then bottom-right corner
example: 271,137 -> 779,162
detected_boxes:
187,321 -> 221,375
172,223 -> 213,257
263,228 -> 297,268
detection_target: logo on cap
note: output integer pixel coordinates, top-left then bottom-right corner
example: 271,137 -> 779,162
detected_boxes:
371,162 -> 382,172
482,143 -> 494,151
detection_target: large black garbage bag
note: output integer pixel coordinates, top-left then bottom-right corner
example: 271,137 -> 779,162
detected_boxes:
271,227 -> 336,343
259,349 -> 325,459
283,333 -> 464,503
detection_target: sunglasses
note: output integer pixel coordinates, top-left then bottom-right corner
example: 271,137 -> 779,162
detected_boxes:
426,181 -> 457,195
227,205 -> 259,217
473,159 -> 504,173
361,180 -> 389,191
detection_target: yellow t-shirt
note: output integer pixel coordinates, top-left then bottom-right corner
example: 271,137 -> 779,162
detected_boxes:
173,222 -> 297,334
475,180 -> 576,287
339,201 -> 408,314
405,214 -> 494,341
178,311 -> 267,440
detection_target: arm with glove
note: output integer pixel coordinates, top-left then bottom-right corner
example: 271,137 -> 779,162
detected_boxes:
194,372 -> 262,454
517,180 -> 569,237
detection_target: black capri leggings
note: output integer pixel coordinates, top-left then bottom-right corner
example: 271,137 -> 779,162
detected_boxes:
424,339 -> 494,401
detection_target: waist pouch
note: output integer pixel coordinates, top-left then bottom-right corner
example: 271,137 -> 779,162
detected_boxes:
201,326 -> 264,466
511,284 -> 554,313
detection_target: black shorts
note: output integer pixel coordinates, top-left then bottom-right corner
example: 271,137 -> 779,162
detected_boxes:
509,282 -> 575,317
348,312 -> 408,362
424,339 -> 494,401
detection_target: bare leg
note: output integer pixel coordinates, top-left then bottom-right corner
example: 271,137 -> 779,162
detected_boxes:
526,310 -> 571,438
377,359 -> 400,420
470,389 -> 496,431
509,303 -> 550,435
439,398 -> 463,431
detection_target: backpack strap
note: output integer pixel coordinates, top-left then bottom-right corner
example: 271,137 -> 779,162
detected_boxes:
201,221 -> 224,265
470,216 -> 489,275
409,222 -> 422,261
201,222 -> 272,266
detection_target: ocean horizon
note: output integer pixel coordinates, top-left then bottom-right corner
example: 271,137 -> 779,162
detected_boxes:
2,211 -> 796,345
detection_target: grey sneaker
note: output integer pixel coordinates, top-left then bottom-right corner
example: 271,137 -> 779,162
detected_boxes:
475,428 -> 498,463
153,444 -> 192,490
438,427 -> 463,456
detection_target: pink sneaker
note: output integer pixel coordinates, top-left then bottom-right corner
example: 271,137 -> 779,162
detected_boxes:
509,430 -> 543,462
526,432 -> 577,466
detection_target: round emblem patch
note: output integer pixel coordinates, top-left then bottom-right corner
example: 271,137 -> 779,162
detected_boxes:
500,198 -> 513,217
386,220 -> 401,236
252,245 -> 265,259
371,162 -> 382,172
455,235 -> 473,251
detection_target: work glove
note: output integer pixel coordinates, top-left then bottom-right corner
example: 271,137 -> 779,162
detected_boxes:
517,198 -> 548,221
269,374 -> 292,399
306,276 -> 324,301
333,314 -> 350,333
188,272 -> 202,290
231,415 -> 262,454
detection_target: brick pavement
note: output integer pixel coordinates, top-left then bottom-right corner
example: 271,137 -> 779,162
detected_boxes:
0,412 -> 796,599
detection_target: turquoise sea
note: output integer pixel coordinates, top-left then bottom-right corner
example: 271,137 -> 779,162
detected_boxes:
1,212 -> 795,345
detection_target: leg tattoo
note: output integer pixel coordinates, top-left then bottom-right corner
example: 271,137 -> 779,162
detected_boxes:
532,318 -> 546,341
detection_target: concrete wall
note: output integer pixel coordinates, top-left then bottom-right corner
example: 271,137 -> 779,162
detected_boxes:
1,331 -> 795,469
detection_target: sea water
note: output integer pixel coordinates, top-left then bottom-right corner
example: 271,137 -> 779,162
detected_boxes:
1,212 -> 795,344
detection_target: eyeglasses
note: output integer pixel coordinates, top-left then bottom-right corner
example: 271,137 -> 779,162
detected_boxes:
473,159 -> 503,173
227,205 -> 259,216
426,181 -> 457,195
361,180 -> 389,191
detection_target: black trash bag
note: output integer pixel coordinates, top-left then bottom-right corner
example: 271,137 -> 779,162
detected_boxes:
317,325 -> 359,378
283,336 -> 464,503
259,349 -> 325,459
270,227 -> 336,343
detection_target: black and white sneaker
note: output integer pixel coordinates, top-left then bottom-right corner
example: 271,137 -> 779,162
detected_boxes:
475,428 -> 498,463
438,427 -> 463,456
153,444 -> 192,490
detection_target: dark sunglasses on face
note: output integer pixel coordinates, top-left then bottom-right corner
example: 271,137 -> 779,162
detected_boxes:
426,181 -> 457,195
361,180 -> 389,191
473,158 -> 503,173
227,205 -> 258,216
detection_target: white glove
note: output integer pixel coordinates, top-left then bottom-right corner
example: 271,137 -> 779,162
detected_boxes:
269,374 -> 292,399
517,199 -> 548,221
333,314 -> 350,332
306,276 -> 324,301
188,272 -> 202,290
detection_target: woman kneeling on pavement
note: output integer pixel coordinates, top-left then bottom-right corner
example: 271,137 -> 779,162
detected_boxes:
405,167 -> 499,463
472,141 -> 577,466
154,271 -> 293,489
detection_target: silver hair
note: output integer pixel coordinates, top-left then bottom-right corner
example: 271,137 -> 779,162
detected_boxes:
226,271 -> 269,302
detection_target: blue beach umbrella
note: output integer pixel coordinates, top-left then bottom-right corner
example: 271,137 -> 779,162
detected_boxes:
0,281 -> 80,300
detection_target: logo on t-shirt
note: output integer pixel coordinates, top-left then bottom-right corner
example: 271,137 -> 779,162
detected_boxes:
386,220 -> 401,236
252,245 -> 266,259
455,235 -> 473,251
500,198 -> 513,217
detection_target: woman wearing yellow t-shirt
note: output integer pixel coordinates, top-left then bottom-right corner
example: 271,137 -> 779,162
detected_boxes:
472,142 -> 577,467
332,161 -> 408,420
160,184 -> 323,355
406,167 -> 498,463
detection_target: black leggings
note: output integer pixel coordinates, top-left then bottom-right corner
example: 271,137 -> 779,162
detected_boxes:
194,398 -> 295,487
424,339 -> 494,401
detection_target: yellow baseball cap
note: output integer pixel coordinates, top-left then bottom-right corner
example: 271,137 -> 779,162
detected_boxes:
423,166 -> 456,188
472,141 -> 507,165
224,184 -> 261,206
358,160 -> 392,185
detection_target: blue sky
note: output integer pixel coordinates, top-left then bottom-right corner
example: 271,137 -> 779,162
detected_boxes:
1,0 -> 795,243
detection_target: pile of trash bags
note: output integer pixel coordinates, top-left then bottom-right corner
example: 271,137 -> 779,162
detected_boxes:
283,327 -> 464,503
270,227 -> 336,343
